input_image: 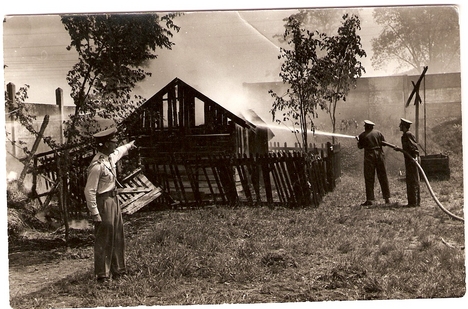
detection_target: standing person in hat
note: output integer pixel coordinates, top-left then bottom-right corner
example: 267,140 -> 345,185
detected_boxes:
84,127 -> 136,283
393,118 -> 420,207
356,120 -> 391,206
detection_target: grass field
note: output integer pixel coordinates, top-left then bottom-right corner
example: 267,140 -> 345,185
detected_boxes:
8,118 -> 466,309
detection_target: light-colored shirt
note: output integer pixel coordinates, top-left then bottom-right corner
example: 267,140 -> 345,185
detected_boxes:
84,143 -> 132,215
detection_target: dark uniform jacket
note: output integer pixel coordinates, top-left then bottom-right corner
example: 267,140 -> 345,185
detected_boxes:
401,131 -> 419,158
358,129 -> 385,150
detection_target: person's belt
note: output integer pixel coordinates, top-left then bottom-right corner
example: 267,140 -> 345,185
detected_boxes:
365,146 -> 382,150
97,189 -> 117,198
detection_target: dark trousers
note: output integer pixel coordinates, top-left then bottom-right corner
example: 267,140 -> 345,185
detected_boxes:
363,149 -> 390,201
94,192 -> 125,279
405,157 -> 420,206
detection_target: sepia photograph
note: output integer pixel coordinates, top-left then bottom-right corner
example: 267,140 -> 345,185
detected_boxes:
2,1 -> 465,308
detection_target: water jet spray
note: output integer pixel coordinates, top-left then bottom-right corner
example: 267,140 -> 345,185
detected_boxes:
253,121 -> 356,140
312,130 -> 356,139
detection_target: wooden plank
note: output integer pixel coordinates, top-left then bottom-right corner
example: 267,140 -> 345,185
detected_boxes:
316,160 -> 325,204
172,157 -> 188,203
285,152 -> 301,206
217,155 -> 238,205
277,153 -> 294,205
244,153 -> 261,204
162,164 -> 171,194
121,188 -> 163,214
235,156 -> 253,204
116,170 -> 164,214
277,154 -> 291,204
168,88 -> 174,129
259,154 -> 273,205
269,154 -> 285,204
201,165 -> 217,203
184,158 -> 202,205
243,156 -> 255,203
209,155 -> 227,204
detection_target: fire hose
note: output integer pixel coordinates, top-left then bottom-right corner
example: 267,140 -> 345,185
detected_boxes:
382,141 -> 464,222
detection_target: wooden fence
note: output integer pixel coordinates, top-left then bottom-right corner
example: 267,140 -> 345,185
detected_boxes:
141,147 -> 339,208
31,143 -> 340,219
270,141 -> 341,189
32,144 -> 95,219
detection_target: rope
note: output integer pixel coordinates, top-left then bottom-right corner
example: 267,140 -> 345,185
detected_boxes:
382,141 -> 464,222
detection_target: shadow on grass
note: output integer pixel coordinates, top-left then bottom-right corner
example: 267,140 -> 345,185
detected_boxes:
360,202 -> 413,210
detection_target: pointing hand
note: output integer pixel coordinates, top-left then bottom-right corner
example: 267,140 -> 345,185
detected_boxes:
129,140 -> 137,149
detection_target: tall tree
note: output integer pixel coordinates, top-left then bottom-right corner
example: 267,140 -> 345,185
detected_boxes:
269,16 -> 325,153
270,13 -> 366,148
57,13 -> 179,240
61,13 -> 181,144
371,6 -> 460,74
321,14 -> 367,143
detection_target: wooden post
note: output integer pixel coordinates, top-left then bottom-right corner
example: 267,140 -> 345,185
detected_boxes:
55,88 -> 64,144
406,66 -> 428,147
415,95 -> 419,142
7,83 -> 16,157
423,76 -> 427,155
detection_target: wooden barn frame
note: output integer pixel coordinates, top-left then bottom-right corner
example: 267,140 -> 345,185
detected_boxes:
117,77 -> 279,208
30,78 -> 338,219
122,77 -> 273,156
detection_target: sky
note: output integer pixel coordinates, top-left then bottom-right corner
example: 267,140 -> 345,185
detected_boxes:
1,1 -> 467,309
2,1 -> 463,150
3,7 -> 382,108
2,1 -> 462,133
4,1 -> 462,107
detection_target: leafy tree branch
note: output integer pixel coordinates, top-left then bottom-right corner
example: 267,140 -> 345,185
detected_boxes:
371,6 -> 460,74
270,13 -> 366,148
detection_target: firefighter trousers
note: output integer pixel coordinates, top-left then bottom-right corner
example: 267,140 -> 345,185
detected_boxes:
404,157 -> 421,206
363,149 -> 390,201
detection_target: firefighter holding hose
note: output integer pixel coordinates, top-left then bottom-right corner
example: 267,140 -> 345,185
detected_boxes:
356,120 -> 391,206
393,118 -> 421,207
381,120 -> 463,221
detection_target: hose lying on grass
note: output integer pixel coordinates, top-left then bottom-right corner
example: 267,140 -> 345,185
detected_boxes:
382,141 -> 464,223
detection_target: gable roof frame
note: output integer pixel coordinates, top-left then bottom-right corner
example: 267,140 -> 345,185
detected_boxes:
139,77 -> 255,130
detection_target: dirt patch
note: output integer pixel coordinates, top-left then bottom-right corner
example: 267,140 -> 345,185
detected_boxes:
7,215 -> 145,304
8,228 -> 94,300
